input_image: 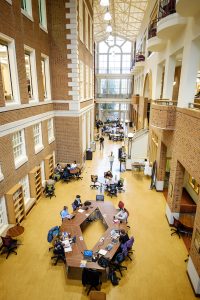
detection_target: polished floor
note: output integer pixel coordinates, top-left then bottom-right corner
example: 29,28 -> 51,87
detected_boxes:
0,136 -> 196,300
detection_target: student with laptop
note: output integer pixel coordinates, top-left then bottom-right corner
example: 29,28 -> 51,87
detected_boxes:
72,195 -> 82,211
114,208 -> 129,223
60,206 -> 73,220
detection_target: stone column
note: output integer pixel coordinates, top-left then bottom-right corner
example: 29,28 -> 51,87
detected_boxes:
163,55 -> 176,100
152,63 -> 163,99
156,141 -> 167,191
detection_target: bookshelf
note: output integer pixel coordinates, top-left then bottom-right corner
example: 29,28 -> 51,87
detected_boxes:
6,183 -> 26,224
29,166 -> 42,201
44,154 -> 54,179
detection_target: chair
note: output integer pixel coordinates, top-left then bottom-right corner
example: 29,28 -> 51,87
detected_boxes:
62,169 -> 72,183
110,251 -> 127,277
121,237 -> 135,261
76,167 -> 83,180
171,217 -> 193,238
90,175 -> 99,189
107,184 -> 117,198
90,291 -> 106,300
47,226 -> 60,251
51,241 -> 66,265
45,184 -> 56,199
118,201 -> 125,210
82,268 -> 102,295
0,236 -> 18,259
117,178 -> 125,192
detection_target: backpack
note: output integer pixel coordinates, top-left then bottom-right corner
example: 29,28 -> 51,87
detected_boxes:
109,269 -> 120,286
98,256 -> 110,268
115,252 -> 124,263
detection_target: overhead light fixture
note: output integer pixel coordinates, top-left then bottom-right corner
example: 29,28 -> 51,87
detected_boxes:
100,0 -> 109,6
106,24 -> 112,33
104,10 -> 112,21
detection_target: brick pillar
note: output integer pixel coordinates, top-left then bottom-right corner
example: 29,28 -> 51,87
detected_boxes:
156,141 -> 167,191
166,159 -> 185,223
187,193 -> 200,295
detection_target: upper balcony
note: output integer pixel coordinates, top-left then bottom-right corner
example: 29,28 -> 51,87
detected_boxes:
151,99 -> 177,130
132,95 -> 140,105
157,0 -> 187,40
147,19 -> 166,52
130,52 -> 145,74
176,0 -> 200,17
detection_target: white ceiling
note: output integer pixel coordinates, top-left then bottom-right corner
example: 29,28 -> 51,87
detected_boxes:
94,0 -> 149,42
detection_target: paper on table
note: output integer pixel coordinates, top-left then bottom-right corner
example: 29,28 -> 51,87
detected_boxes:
62,239 -> 70,247
78,209 -> 85,213
80,260 -> 87,267
64,246 -> 72,253
98,249 -> 107,256
79,236 -> 83,240
85,214 -> 89,217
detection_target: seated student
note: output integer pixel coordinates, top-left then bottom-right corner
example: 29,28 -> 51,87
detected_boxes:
46,176 -> 55,186
119,229 -> 129,245
60,206 -> 73,220
114,208 -> 128,223
104,170 -> 113,179
72,195 -> 82,211
70,161 -> 77,170
54,163 -> 63,174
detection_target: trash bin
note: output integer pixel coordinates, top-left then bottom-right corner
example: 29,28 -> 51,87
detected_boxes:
86,149 -> 93,160
90,142 -> 96,152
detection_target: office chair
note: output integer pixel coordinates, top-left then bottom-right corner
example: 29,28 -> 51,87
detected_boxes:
51,241 -> 66,265
75,167 -> 83,180
47,226 -> 60,251
0,236 -> 18,259
82,268 -> 102,295
62,169 -> 72,183
121,237 -> 135,261
107,184 -> 117,198
90,175 -> 99,189
45,184 -> 56,199
171,217 -> 192,238
110,251 -> 127,277
117,178 -> 125,192
118,201 -> 125,210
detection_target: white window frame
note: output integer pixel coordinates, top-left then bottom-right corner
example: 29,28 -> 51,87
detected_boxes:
79,61 -> 84,101
40,160 -> 46,187
41,54 -> 51,101
24,45 -> 39,102
90,17 -> 93,54
90,67 -> 93,99
85,7 -> 89,49
79,0 -> 84,43
12,129 -> 28,169
33,123 -> 44,154
19,175 -> 30,205
0,163 -> 4,182
0,196 -> 8,232
38,0 -> 47,32
47,118 -> 55,144
21,0 -> 33,21
0,33 -> 20,106
85,65 -> 89,99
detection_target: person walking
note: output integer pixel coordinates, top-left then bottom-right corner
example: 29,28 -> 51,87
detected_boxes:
99,136 -> 104,150
108,151 -> 115,171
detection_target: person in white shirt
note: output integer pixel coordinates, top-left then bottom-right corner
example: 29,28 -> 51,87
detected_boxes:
70,161 -> 77,170
114,208 -> 128,223
108,151 -> 115,171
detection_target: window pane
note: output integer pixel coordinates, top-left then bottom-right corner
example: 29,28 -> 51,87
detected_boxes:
25,53 -> 33,99
99,41 -> 108,53
121,41 -> 132,53
115,37 -> 124,46
122,54 -> 131,73
99,54 -> 107,73
41,59 -> 47,98
0,44 -> 13,102
107,79 -> 120,94
109,54 -> 121,74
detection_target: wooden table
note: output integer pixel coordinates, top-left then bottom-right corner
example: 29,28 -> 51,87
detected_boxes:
69,168 -> 80,175
60,201 -> 127,279
7,224 -> 24,237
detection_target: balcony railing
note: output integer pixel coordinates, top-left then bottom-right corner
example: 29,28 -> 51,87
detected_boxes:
148,19 -> 158,39
158,0 -> 176,21
96,93 -> 132,99
153,99 -> 177,106
188,103 -> 200,110
131,52 -> 145,70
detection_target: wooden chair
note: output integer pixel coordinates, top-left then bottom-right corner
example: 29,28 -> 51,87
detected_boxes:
90,291 -> 106,300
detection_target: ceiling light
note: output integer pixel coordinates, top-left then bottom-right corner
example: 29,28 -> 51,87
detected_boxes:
106,24 -> 112,33
104,10 -> 112,21
100,0 -> 109,6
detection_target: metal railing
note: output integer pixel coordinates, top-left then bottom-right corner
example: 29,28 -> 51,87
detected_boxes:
158,0 -> 176,21
96,93 -> 132,99
153,99 -> 177,106
148,19 -> 158,39
188,103 -> 200,110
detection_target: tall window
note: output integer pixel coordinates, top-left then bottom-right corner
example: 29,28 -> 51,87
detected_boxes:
21,0 -> 32,17
38,0 -> 47,30
79,61 -> 84,100
19,175 -> 30,205
0,43 -> 13,102
0,197 -> 8,231
47,118 -> 54,143
79,0 -> 84,42
97,37 -> 132,74
12,130 -> 27,168
41,55 -> 50,100
89,17 -> 93,54
85,65 -> 89,99
90,68 -> 93,98
33,123 -> 43,153
41,59 -> 47,99
85,8 -> 89,48
0,163 -> 4,181
25,53 -> 33,99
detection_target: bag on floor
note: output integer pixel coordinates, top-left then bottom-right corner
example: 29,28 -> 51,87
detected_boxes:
109,269 -> 120,286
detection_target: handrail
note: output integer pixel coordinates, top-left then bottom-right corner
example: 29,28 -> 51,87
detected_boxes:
96,93 -> 132,99
158,0 -> 176,21
148,19 -> 158,39
188,103 -> 200,109
153,99 -> 177,106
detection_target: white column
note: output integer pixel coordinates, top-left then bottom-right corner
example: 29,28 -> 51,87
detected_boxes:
163,55 -> 176,100
152,64 -> 163,99
178,40 -> 200,107
90,108 -> 94,142
87,111 -> 91,148
82,114 -> 86,152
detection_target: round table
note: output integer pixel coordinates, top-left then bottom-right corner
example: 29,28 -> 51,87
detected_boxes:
6,225 -> 24,237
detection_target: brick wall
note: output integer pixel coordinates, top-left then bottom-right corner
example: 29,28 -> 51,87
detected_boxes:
151,104 -> 177,130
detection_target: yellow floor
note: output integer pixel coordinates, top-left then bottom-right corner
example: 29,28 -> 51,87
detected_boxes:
0,137 -> 196,300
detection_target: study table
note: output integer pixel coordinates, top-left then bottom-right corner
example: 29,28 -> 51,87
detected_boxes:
60,201 -> 127,279
6,224 -> 24,238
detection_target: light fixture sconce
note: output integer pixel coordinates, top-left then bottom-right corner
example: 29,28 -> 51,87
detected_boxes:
104,10 -> 112,21
106,24 -> 112,33
100,0 -> 109,6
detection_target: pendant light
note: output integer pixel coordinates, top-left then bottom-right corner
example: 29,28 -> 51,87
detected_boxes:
104,9 -> 112,21
106,24 -> 112,33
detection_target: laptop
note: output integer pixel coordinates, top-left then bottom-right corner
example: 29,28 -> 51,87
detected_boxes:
83,250 -> 93,261
96,195 -> 104,201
